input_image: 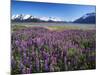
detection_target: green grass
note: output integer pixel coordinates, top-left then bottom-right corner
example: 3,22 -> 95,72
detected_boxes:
11,25 -> 27,31
12,24 -> 95,32
47,26 -> 80,31
47,25 -> 95,31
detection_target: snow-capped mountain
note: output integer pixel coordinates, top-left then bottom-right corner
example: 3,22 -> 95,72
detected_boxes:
82,13 -> 95,19
39,17 -> 62,21
74,13 -> 96,24
12,14 -> 23,20
12,14 -> 34,20
11,14 -> 63,22
23,15 -> 34,20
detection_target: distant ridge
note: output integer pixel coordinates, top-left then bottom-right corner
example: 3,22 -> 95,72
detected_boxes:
11,14 -> 65,23
74,13 -> 96,24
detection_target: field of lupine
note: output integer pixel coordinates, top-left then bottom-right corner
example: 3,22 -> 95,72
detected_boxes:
11,26 -> 96,74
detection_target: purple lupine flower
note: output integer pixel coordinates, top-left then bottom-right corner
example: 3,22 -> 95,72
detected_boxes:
44,59 -> 49,71
18,62 -> 25,71
23,58 -> 28,66
64,56 -> 68,70
35,37 -> 44,48
26,68 -> 31,74
29,65 -> 33,73
22,68 -> 26,74
35,57 -> 40,71
42,51 -> 49,59
23,52 -> 27,58
21,40 -> 27,48
50,64 -> 54,72
15,40 -> 20,46
27,38 -> 33,46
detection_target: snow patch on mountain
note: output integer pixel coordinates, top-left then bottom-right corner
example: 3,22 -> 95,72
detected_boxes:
82,13 -> 96,19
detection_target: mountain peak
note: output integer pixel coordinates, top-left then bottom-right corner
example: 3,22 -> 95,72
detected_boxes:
74,12 -> 96,24
82,12 -> 96,19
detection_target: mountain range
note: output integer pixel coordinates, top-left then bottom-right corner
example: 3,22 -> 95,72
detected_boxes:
74,13 -> 96,24
11,12 -> 96,24
11,14 -> 64,23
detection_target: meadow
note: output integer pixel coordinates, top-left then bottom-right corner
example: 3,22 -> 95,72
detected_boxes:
11,24 -> 96,74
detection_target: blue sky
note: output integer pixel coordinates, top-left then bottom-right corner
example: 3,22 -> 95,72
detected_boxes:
11,1 -> 96,21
